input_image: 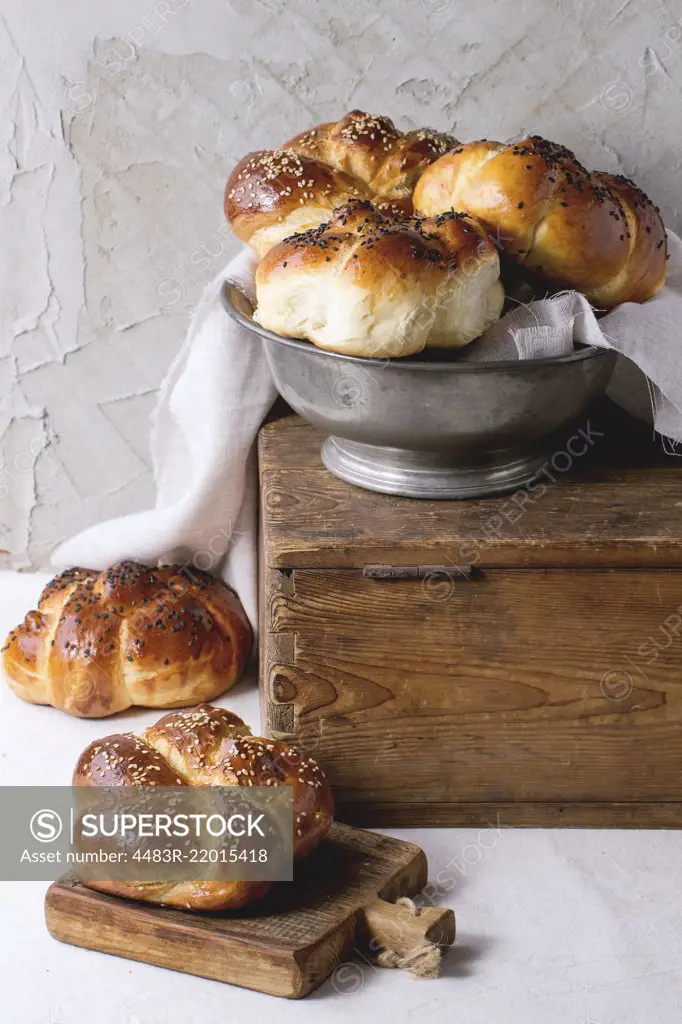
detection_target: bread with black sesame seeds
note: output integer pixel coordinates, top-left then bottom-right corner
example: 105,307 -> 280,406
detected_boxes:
73,703 -> 334,910
253,199 -> 504,357
413,135 -> 668,307
2,561 -> 253,718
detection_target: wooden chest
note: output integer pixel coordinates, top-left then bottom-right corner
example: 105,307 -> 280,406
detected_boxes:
258,409 -> 682,828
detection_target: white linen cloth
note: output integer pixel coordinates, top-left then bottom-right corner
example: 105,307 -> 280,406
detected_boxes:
464,230 -> 682,442
53,233 -> 682,626
54,248 -> 274,630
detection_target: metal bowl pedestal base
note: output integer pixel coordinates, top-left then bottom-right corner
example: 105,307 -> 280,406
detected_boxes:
321,436 -> 550,499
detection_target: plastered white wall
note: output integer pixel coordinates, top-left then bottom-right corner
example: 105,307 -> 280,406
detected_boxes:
1,0 -> 681,567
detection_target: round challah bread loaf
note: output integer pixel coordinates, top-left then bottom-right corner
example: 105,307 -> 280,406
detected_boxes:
413,135 -> 668,308
253,199 -> 504,358
2,561 -> 252,718
73,703 -> 334,910
224,110 -> 459,258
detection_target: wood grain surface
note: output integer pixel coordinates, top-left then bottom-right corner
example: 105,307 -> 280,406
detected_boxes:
259,409 -> 681,569
45,823 -> 442,999
262,567 -> 682,809
259,408 -> 682,827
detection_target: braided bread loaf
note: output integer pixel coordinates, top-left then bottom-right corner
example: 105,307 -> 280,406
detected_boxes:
413,135 -> 668,307
225,110 -> 458,258
74,704 -> 334,910
254,199 -> 504,357
2,562 -> 252,718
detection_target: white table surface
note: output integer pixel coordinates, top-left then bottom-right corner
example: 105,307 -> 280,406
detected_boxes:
1,570 -> 681,1024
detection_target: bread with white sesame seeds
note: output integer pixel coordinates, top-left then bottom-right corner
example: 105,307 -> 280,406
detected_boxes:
2,561 -> 252,718
283,109 -> 459,200
73,703 -> 334,910
253,200 -> 504,357
413,135 -> 668,307
225,149 -> 370,259
224,111 -> 459,259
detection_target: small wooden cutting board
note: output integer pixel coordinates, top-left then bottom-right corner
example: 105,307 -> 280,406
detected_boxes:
45,823 -> 455,998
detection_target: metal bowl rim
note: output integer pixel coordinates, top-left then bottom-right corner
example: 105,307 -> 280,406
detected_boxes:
221,281 -> 612,373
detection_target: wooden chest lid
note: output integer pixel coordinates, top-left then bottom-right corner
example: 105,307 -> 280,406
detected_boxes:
258,407 -> 682,570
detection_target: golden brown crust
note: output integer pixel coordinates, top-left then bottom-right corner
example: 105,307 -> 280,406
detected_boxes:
74,732 -> 187,787
2,562 -> 253,718
224,149 -> 368,258
257,201 -> 488,283
82,878 -> 273,912
284,110 -> 458,196
225,111 -> 459,258
413,135 -> 667,307
73,704 -> 334,910
254,200 -> 504,357
594,172 -> 668,303
373,193 -> 415,218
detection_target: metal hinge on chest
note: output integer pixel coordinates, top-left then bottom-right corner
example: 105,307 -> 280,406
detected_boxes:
362,563 -> 478,581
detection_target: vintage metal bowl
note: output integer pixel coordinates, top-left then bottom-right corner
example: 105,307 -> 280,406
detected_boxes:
222,283 -> 617,499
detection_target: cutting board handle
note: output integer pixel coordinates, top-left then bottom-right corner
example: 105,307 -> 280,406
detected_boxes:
359,897 -> 456,958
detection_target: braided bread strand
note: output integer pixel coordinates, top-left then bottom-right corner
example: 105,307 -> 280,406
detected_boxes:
413,135 -> 667,307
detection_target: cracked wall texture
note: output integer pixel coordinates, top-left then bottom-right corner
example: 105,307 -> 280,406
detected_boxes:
1,0 -> 681,568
